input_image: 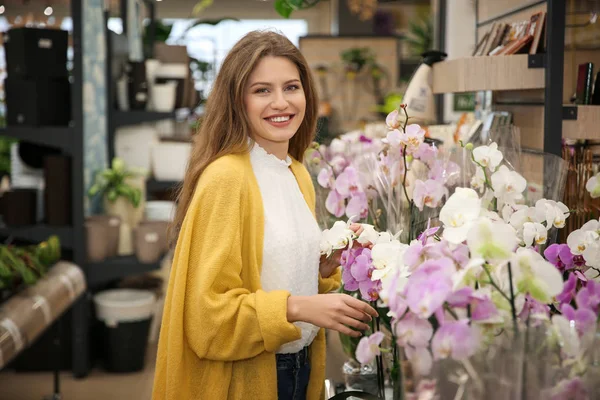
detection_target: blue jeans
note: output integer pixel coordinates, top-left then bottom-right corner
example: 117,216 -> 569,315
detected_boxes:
276,347 -> 311,400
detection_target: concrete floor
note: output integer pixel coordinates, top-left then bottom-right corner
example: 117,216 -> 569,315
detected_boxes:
0,344 -> 158,400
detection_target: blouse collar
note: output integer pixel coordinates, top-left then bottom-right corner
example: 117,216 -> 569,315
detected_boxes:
250,141 -> 292,169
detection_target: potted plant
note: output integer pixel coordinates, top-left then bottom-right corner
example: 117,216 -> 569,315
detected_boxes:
88,158 -> 146,255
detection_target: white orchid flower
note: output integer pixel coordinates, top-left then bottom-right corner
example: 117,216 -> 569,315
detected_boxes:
357,224 -> 380,245
319,220 -> 355,257
440,188 -> 482,244
567,219 -> 600,256
472,142 -> 503,170
329,138 -> 347,154
491,166 -> 527,206
371,240 -> 409,282
535,199 -> 570,229
522,222 -> 548,247
509,206 -> 544,230
586,173 -> 600,198
511,248 -> 564,304
467,218 -> 518,262
470,167 -> 487,193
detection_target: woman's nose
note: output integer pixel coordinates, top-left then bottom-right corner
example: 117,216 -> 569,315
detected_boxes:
271,90 -> 289,110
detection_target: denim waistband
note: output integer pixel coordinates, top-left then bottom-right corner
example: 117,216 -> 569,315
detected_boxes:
276,346 -> 310,369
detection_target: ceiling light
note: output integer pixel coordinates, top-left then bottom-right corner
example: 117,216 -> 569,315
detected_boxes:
44,6 -> 53,16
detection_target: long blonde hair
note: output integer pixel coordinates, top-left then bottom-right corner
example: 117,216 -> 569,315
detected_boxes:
171,30 -> 319,240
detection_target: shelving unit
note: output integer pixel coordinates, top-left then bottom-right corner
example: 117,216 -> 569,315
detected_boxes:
0,126 -> 75,153
113,110 -> 175,129
562,105 -> 600,140
432,54 -> 546,93
86,256 -> 162,287
0,0 -> 175,380
435,0 -> 567,157
0,224 -> 74,249
146,178 -> 180,193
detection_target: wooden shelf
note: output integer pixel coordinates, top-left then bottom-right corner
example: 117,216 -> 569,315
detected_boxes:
432,54 -> 546,94
0,224 -> 74,248
85,255 -> 162,286
113,111 -> 176,128
146,179 -> 180,192
0,126 -> 74,153
562,105 -> 600,140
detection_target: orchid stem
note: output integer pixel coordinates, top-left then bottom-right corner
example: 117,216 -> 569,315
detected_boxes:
482,265 -> 511,303
507,262 -> 519,335
370,301 -> 385,399
445,304 -> 459,320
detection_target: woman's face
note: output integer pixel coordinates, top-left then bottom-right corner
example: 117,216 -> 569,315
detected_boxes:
244,56 -> 306,155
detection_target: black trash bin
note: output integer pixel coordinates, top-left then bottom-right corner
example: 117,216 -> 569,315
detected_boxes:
93,289 -> 156,373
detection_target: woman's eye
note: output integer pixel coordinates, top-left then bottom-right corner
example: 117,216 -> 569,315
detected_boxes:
286,85 -> 300,91
255,88 -> 269,94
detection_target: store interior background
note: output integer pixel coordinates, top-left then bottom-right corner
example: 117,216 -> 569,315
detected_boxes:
0,0 -> 598,399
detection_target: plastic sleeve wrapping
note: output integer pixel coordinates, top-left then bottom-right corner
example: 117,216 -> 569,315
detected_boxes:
0,261 -> 86,369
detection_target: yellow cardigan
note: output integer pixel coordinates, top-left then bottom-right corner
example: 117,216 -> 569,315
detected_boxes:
152,152 -> 341,400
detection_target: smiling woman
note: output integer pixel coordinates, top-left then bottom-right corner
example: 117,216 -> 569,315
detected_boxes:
244,56 -> 307,160
152,31 -> 377,400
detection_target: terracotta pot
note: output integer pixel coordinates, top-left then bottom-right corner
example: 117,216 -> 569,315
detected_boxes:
134,224 -> 162,264
85,221 -> 109,262
87,215 -> 121,258
138,220 -> 169,253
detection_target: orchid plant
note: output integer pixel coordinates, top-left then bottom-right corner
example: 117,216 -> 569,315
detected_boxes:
317,106 -> 600,399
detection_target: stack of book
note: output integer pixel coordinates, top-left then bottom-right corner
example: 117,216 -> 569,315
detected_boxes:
473,12 -> 546,56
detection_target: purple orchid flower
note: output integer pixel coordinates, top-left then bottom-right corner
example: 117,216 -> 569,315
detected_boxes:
545,244 -> 576,271
560,303 -> 597,336
356,331 -> 385,365
431,320 -> 480,360
394,312 -> 433,347
576,281 -> 600,312
556,273 -> 578,305
405,258 -> 455,318
518,294 -> 550,321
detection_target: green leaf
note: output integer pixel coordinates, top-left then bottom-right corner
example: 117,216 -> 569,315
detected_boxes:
275,0 -> 294,18
191,0 -> 214,15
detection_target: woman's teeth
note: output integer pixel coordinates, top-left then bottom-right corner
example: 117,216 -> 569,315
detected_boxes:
269,116 -> 291,123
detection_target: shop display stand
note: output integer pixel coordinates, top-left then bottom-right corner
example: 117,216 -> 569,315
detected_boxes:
0,0 -> 170,385
437,0 -> 600,147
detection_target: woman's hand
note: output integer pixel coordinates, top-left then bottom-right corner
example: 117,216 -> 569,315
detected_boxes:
319,223 -> 365,278
287,294 -> 378,337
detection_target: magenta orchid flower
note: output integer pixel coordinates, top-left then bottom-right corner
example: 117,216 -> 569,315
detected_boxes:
394,312 -> 434,347
346,192 -> 369,219
413,179 -> 446,211
431,320 -> 480,360
576,281 -> 600,312
356,331 -> 385,365
414,142 -> 438,164
556,273 -> 578,305
335,166 -> 361,197
400,124 -> 426,154
405,258 -> 455,318
325,190 -> 345,217
560,303 -> 596,336
317,167 -> 334,189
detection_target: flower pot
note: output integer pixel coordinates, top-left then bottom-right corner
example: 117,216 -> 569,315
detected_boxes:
134,224 -> 162,263
101,175 -> 146,256
138,220 -> 169,253
343,359 -> 379,395
87,215 -> 121,258
86,220 -> 110,262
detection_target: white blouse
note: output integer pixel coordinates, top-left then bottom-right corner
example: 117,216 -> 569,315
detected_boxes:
249,142 -> 321,354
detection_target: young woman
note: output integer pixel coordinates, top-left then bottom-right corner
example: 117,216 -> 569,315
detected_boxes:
152,31 -> 378,400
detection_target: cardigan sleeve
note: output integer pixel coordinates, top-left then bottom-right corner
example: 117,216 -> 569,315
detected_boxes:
318,267 -> 342,293
179,161 -> 301,362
